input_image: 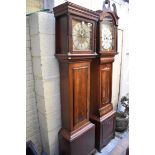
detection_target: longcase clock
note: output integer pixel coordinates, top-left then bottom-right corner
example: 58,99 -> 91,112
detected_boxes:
53,2 -> 98,155
90,0 -> 119,152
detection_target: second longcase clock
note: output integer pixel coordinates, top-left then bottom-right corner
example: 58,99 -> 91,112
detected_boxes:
90,0 -> 119,152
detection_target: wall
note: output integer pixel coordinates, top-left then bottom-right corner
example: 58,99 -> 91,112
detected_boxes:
29,12 -> 61,155
118,2 -> 129,99
27,0 -> 44,14
26,16 -> 42,153
112,29 -> 123,110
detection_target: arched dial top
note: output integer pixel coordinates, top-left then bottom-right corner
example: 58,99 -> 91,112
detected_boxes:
72,19 -> 93,51
101,16 -> 114,51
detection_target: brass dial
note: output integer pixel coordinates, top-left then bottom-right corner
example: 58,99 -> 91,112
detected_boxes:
72,19 -> 92,51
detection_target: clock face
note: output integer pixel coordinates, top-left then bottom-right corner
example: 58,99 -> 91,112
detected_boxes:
101,21 -> 114,51
72,19 -> 92,51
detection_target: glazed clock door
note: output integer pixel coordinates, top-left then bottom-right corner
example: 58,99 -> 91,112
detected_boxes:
100,15 -> 117,53
72,19 -> 92,51
100,63 -> 112,105
69,62 -> 90,130
101,20 -> 114,51
71,17 -> 95,54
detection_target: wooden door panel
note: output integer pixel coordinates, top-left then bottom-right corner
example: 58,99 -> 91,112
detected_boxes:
101,114 -> 115,146
100,64 -> 112,105
102,117 -> 114,139
70,62 -> 90,129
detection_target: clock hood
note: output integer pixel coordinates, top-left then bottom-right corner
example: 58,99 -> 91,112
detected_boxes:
96,0 -> 119,26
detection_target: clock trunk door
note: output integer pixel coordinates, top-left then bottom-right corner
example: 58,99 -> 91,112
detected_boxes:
100,63 -> 112,106
69,62 -> 90,130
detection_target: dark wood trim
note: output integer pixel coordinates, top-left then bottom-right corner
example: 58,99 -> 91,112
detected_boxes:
55,53 -> 97,61
96,11 -> 119,26
53,2 -> 99,21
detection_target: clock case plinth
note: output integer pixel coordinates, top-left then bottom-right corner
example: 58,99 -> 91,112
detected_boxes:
90,111 -> 116,152
53,2 -> 98,155
90,0 -> 119,152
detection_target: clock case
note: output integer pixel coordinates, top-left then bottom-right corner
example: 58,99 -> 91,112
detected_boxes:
97,0 -> 119,56
90,0 -> 119,152
54,1 -> 98,59
53,2 -> 98,155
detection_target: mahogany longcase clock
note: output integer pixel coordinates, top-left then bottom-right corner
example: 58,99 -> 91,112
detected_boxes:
90,0 -> 119,152
53,2 -> 98,155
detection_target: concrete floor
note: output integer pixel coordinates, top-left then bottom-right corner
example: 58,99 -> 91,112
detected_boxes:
95,130 -> 129,155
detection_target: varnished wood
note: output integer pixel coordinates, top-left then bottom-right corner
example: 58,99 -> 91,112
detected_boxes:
69,61 -> 90,131
54,1 -> 119,153
90,2 -> 119,151
59,123 -> 96,155
53,1 -> 99,21
54,1 -> 98,57
90,58 -> 114,117
100,63 -> 112,105
59,60 -> 94,133
53,2 -> 98,154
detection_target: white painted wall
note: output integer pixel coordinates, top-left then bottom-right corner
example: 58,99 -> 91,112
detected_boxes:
119,2 -> 129,99
29,12 -> 61,155
111,1 -> 129,109
26,16 -> 42,153
112,29 -> 123,110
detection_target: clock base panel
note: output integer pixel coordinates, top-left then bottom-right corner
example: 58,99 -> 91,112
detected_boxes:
90,111 -> 116,152
59,123 -> 96,155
